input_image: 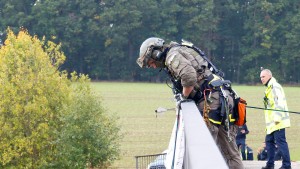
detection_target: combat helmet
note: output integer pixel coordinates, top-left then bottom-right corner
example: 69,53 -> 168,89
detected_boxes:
136,37 -> 165,68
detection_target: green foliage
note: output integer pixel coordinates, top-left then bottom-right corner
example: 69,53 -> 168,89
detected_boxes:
240,0 -> 300,83
0,28 -> 70,168
0,0 -> 299,83
52,73 -> 121,169
0,29 -> 121,168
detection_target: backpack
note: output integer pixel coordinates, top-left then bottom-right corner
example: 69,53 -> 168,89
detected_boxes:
233,97 -> 247,126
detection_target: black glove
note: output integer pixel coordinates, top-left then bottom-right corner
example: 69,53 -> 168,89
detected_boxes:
175,93 -> 185,102
175,94 -> 192,108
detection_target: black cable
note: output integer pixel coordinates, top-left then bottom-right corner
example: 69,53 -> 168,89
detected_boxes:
246,106 -> 300,115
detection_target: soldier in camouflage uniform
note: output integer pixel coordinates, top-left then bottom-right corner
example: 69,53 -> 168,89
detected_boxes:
137,37 -> 244,169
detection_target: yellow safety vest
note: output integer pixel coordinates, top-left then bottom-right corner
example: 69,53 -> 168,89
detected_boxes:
263,77 -> 290,134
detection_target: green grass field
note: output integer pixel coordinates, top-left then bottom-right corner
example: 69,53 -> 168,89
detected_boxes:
91,82 -> 300,168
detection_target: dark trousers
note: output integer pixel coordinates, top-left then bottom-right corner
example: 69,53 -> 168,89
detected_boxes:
236,139 -> 246,160
265,128 -> 291,168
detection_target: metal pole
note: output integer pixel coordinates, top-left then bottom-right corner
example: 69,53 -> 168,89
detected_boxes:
135,156 -> 138,169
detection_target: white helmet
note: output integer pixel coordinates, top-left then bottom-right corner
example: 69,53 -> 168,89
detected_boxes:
136,37 -> 165,68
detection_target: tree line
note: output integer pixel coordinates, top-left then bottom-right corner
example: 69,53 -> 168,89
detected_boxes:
0,0 -> 299,84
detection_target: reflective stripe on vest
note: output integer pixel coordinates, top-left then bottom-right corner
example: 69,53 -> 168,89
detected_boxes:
264,77 -> 290,134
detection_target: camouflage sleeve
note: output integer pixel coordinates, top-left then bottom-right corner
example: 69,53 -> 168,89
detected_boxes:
165,50 -> 197,87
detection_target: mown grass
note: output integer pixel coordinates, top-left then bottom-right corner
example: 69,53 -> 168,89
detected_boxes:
91,82 -> 300,169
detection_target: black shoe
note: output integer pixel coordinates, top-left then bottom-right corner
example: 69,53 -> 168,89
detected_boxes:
279,167 -> 291,169
261,166 -> 274,169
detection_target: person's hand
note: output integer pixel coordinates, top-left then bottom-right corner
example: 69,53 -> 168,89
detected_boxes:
175,93 -> 186,102
175,94 -> 190,108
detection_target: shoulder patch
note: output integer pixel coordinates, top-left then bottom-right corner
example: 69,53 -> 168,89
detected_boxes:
166,54 -> 176,65
171,58 -> 180,69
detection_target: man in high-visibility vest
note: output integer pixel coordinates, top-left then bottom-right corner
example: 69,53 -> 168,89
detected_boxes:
260,69 -> 291,169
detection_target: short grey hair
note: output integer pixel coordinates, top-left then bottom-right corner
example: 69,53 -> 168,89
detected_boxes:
261,69 -> 272,77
